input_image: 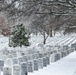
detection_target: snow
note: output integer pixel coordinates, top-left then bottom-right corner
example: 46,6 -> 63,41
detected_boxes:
0,34 -> 76,75
29,51 -> 76,75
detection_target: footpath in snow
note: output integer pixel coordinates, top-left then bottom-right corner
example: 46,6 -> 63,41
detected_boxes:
29,51 -> 76,75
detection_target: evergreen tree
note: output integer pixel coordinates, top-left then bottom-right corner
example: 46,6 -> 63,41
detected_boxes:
10,24 -> 29,47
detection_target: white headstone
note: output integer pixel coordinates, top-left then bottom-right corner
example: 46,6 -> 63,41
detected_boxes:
27,61 -> 33,72
38,58 -> 43,69
18,56 -> 24,64
23,56 -> 27,62
43,57 -> 47,67
33,59 -> 38,71
12,58 -> 18,65
21,62 -> 27,75
5,58 -> 12,67
3,67 -> 12,75
0,51 -> 3,59
13,64 -> 21,75
0,59 -> 4,71
46,56 -> 50,65
51,53 -> 56,62
27,54 -> 33,61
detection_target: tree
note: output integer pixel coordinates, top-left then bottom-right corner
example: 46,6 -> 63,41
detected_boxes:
10,24 -> 29,47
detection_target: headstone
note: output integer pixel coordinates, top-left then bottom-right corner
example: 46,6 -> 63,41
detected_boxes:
51,53 -> 56,62
16,52 -> 21,58
12,52 -> 17,57
27,54 -> 33,61
27,61 -> 33,72
12,58 -> 18,65
21,52 -> 25,56
0,59 -> 4,71
3,67 -> 12,75
33,59 -> 38,71
8,54 -> 13,58
38,58 -> 43,69
2,55 -> 8,62
63,45 -> 68,50
71,48 -> 74,52
71,43 -> 76,50
18,56 -> 24,64
21,62 -> 27,75
61,51 -> 66,58
5,58 -> 12,67
0,51 -> 3,59
46,56 -> 50,65
67,50 -> 70,55
43,57 -> 47,67
0,70 -> 1,75
55,53 -> 60,61
23,56 -> 27,62
13,64 -> 21,75
32,53 -> 38,59
38,53 -> 43,58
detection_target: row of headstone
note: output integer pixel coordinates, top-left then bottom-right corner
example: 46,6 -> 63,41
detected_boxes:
51,44 -> 75,62
1,56 -> 50,75
0,42 -> 76,75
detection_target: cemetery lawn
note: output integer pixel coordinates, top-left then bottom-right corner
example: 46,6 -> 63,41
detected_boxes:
0,34 -> 76,75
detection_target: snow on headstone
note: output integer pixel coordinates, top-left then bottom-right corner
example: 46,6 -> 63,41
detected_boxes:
21,62 -> 27,75
3,66 -> 12,75
12,58 -> 18,65
38,58 -> 43,69
13,64 -> 21,75
5,58 -> 12,67
27,61 -> 33,72
33,59 -> 38,71
0,59 -> 4,71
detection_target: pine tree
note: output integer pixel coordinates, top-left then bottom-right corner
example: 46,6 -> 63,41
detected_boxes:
10,24 -> 29,47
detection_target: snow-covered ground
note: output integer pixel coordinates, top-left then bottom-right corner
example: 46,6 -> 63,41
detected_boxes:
0,34 -> 76,75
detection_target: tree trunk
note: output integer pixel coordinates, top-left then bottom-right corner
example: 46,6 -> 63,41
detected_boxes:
43,31 -> 46,44
49,28 -> 52,37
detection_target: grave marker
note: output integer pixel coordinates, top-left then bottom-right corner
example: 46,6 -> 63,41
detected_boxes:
13,64 -> 21,75
21,62 -> 27,75
3,67 -> 12,75
5,58 -> 12,67
27,61 -> 33,72
12,58 -> 18,65
38,58 -> 43,69
0,59 -> 4,71
33,59 -> 38,71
